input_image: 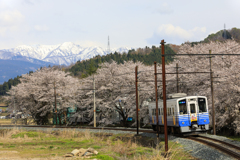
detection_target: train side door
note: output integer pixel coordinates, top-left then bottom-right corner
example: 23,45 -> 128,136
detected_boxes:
197,98 -> 209,124
189,102 -> 197,123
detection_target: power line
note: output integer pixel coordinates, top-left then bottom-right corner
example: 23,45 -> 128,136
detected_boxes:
165,44 -> 240,57
155,71 -> 211,74
177,44 -> 240,55
163,53 -> 240,56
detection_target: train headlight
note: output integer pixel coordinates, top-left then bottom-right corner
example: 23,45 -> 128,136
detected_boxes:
182,122 -> 185,124
204,120 -> 206,122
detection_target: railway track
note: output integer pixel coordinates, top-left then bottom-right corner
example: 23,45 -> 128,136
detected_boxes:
0,125 -> 156,133
186,135 -> 240,159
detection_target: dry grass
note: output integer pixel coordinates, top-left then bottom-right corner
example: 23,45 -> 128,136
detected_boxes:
0,128 -> 196,160
0,119 -> 36,125
0,103 -> 7,106
0,119 -> 12,125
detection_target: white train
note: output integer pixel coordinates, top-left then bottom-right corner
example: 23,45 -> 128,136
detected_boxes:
148,93 -> 210,135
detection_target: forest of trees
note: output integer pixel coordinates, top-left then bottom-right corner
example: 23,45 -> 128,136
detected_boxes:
189,27 -> 240,46
68,45 -> 176,77
0,71 -> 34,96
0,76 -> 21,95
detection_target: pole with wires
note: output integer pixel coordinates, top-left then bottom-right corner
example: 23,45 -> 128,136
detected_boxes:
176,63 -> 179,93
161,39 -> 168,153
209,50 -> 215,135
154,62 -> 159,137
135,66 -> 139,135
93,74 -> 96,127
54,81 -> 57,125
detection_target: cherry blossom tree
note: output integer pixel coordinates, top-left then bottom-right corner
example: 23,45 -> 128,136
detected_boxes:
75,60 -> 156,127
165,40 -> 240,134
6,67 -> 80,125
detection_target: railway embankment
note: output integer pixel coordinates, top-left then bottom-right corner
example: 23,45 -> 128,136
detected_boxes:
0,126 -> 239,159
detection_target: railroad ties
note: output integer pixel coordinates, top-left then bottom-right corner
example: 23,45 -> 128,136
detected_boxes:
187,135 -> 240,159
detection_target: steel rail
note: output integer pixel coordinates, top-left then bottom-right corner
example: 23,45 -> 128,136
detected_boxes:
0,125 -> 156,133
198,135 -> 240,151
187,136 -> 240,159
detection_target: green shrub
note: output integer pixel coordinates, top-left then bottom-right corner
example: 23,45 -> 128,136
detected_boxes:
95,155 -> 114,160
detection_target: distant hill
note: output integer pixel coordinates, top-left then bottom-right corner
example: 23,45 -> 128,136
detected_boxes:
190,27 -> 240,46
0,59 -> 54,85
68,45 -> 176,77
0,59 -> 56,95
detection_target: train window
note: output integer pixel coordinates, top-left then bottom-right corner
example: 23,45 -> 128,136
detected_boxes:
198,98 -> 207,112
170,108 -> 172,116
190,104 -> 196,113
161,108 -> 163,115
172,108 -> 174,115
159,109 -> 160,115
152,109 -> 155,115
179,99 -> 187,114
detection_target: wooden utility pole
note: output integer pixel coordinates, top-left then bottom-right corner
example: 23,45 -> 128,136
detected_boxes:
161,39 -> 168,152
176,63 -> 179,93
154,62 -> 159,137
135,66 -> 139,135
54,81 -> 57,125
138,87 -> 140,128
93,75 -> 96,127
209,50 -> 215,135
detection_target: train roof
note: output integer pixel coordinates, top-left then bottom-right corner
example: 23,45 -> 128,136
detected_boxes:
163,95 -> 207,101
149,95 -> 207,104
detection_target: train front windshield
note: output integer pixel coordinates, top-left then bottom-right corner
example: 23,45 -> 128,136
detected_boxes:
198,98 -> 207,112
179,99 -> 187,114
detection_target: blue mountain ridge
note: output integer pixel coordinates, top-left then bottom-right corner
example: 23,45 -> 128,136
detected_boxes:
0,57 -> 55,84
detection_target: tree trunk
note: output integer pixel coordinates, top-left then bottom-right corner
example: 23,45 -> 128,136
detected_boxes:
58,113 -> 62,126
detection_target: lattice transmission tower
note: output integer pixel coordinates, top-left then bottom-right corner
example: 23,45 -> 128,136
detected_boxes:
224,23 -> 227,39
107,36 -> 110,54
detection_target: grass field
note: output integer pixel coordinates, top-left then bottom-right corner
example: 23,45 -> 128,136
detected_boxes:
0,119 -> 37,125
0,106 -> 9,117
0,112 -> 9,116
0,102 -> 7,106
0,107 -> 7,110
0,128 -> 196,160
0,119 -> 12,125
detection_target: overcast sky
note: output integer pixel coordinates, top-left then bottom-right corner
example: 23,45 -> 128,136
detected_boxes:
0,0 -> 239,49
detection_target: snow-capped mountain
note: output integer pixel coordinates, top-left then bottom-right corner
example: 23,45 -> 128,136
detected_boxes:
1,42 -> 133,66
0,42 -> 133,84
